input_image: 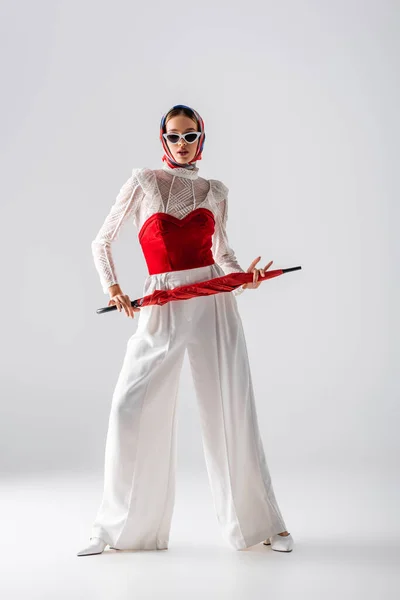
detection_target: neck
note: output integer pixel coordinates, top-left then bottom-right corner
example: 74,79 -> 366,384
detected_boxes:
161,162 -> 199,180
162,154 -> 198,170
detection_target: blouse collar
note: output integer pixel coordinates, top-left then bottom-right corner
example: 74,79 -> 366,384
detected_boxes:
161,163 -> 199,180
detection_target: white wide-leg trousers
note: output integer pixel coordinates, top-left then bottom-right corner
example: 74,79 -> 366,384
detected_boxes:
90,263 -> 287,550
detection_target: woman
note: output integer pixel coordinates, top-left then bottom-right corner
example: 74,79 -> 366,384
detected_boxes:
77,104 -> 294,556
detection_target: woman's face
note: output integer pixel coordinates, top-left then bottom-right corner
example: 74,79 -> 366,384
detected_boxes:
165,114 -> 199,165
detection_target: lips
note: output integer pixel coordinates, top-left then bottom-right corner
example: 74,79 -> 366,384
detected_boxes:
177,150 -> 188,155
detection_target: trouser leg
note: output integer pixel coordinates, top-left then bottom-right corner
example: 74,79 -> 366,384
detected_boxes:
187,289 -> 287,550
91,294 -> 188,550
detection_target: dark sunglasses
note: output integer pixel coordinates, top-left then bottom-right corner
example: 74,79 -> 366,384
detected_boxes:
163,131 -> 202,145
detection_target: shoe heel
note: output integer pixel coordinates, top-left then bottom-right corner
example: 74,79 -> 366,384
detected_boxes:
263,538 -> 271,545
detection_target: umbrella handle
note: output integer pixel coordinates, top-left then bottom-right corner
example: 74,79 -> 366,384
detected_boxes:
96,299 -> 142,314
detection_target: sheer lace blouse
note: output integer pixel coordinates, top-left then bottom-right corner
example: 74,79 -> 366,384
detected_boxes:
91,163 -> 246,297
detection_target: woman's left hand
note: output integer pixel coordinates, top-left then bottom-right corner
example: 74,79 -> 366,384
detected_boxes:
242,256 -> 273,290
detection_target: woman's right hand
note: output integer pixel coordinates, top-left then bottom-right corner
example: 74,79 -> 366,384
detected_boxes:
108,289 -> 141,319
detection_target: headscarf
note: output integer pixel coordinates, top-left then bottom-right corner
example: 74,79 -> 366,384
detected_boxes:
160,104 -> 206,170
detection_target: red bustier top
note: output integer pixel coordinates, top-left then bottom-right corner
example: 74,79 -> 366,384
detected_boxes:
138,207 -> 216,275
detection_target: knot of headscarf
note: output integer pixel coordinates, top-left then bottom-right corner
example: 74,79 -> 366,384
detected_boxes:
159,104 -> 206,170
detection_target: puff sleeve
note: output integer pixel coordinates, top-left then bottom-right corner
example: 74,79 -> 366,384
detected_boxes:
210,179 -> 246,297
91,168 -> 144,294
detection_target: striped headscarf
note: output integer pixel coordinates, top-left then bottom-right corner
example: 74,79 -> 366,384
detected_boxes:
160,104 -> 206,170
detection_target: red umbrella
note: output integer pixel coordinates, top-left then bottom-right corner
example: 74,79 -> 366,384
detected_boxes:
96,266 -> 301,314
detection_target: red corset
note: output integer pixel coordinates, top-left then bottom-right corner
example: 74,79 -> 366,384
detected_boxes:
138,207 -> 216,275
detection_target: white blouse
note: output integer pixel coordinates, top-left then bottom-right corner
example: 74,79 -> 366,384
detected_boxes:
91,163 -> 246,297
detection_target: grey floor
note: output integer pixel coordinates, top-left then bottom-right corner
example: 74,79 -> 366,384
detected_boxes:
1,469 -> 398,599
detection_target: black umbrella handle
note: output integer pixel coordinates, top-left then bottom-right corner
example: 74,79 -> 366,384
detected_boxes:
96,299 -> 142,314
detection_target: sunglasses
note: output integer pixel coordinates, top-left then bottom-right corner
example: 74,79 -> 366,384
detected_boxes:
163,131 -> 202,145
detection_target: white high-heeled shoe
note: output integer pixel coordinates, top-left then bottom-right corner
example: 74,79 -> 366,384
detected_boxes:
263,532 -> 294,552
77,537 -> 108,556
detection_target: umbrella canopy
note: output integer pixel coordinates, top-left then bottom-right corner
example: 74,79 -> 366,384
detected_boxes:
96,266 -> 301,314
